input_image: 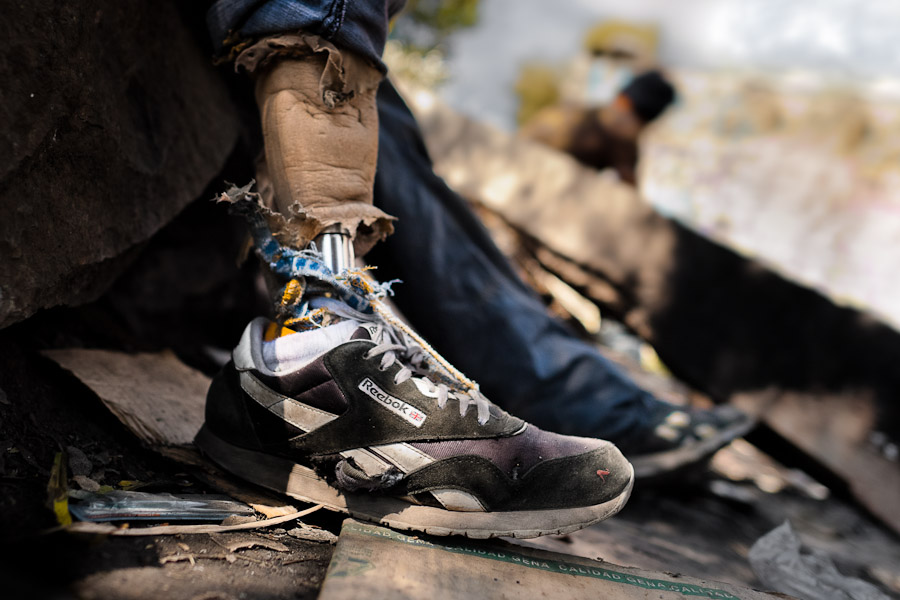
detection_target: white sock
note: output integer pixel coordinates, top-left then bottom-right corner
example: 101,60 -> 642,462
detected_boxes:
262,320 -> 360,372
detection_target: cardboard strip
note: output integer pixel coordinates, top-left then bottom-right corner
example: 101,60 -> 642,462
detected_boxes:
319,520 -> 790,600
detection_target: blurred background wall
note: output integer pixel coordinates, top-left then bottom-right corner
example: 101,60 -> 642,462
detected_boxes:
437,0 -> 900,130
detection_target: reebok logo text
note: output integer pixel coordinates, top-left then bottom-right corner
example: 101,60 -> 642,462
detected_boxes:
358,378 -> 427,428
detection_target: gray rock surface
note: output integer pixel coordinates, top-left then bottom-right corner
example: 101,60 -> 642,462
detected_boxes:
0,1 -> 240,327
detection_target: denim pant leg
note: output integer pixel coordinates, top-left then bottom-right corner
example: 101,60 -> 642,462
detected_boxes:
206,0 -> 406,70
368,81 -> 663,443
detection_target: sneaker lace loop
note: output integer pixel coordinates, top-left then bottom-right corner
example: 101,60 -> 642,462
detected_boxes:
353,320 -> 492,425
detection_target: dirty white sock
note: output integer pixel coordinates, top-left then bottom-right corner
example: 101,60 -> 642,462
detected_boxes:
262,319 -> 359,372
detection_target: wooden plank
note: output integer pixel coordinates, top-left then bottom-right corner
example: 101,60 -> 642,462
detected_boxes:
42,348 -> 299,517
43,349 -> 207,449
319,520 -> 790,600
733,391 -> 900,539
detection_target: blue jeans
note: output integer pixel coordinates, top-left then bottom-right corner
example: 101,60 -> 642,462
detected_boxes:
207,0 -> 664,443
368,82 -> 660,443
207,0 -> 406,71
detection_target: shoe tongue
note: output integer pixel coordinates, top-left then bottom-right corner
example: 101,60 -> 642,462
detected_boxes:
350,323 -> 381,341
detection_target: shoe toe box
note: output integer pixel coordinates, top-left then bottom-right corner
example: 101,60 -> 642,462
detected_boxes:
508,441 -> 633,510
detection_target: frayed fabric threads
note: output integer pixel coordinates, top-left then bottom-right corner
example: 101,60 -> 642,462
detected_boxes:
220,183 -> 485,403
218,184 -> 396,316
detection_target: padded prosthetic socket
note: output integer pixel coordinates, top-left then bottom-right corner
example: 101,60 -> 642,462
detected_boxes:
254,38 -> 394,257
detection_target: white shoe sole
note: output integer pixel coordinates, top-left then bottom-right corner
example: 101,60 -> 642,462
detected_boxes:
195,425 -> 634,539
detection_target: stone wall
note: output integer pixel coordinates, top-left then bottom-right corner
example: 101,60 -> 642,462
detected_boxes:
0,1 -> 241,327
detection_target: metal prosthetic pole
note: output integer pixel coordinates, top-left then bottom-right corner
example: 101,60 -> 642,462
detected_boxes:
313,225 -> 355,274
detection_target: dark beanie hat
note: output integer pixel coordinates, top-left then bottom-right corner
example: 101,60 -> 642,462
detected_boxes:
620,70 -> 676,123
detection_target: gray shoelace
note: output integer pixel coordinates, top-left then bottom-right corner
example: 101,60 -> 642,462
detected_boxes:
310,296 -> 493,425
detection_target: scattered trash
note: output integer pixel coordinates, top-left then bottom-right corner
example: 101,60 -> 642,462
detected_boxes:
868,431 -> 900,463
159,553 -> 197,566
532,267 -> 601,334
749,521 -> 892,600
221,515 -> 258,526
711,438 -> 830,500
158,552 -> 264,566
193,467 -> 299,519
68,490 -> 255,522
65,505 -> 322,536
117,479 -> 146,490
73,475 -> 101,492
66,446 -> 93,477
43,347 -> 302,520
209,532 -> 289,553
287,523 -> 339,544
706,479 -> 759,506
47,451 -> 72,527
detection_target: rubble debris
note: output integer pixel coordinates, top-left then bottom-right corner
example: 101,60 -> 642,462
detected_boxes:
287,524 -> 339,544
531,265 -> 602,334
47,451 -> 72,527
711,439 -> 830,500
750,522 -> 891,600
221,515 -> 258,526
868,431 -> 900,463
209,532 -> 289,553
66,446 -> 93,477
68,490 -> 255,523
732,391 -> 900,535
42,347 -> 303,520
159,554 -> 197,566
73,475 -> 102,492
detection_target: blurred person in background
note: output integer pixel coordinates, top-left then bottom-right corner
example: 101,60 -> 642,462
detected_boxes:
521,70 -> 676,184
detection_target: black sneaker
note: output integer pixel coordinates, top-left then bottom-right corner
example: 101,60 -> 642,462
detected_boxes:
195,314 -> 634,539
617,403 -> 755,479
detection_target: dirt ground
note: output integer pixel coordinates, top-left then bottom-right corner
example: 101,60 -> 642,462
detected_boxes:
1,198 -> 898,599
0,197 -> 333,599
0,309 -> 347,599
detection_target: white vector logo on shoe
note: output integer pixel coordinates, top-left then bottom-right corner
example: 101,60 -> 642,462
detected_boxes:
358,377 -> 427,428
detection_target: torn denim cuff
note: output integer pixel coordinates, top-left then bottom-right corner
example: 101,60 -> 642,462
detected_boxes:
207,0 -> 407,73
234,31 -> 377,77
